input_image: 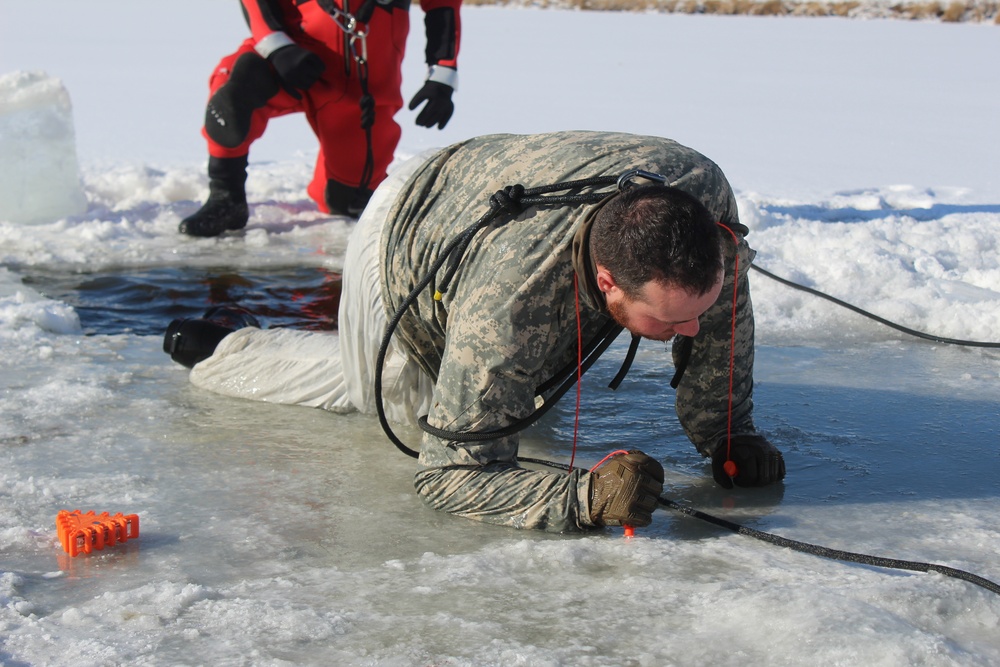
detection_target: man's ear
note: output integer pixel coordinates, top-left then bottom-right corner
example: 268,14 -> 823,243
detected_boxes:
595,264 -> 617,295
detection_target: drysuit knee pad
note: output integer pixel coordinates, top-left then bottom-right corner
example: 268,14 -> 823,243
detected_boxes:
205,53 -> 280,148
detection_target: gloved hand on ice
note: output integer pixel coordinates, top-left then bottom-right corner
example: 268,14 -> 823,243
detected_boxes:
589,450 -> 664,527
712,434 -> 785,489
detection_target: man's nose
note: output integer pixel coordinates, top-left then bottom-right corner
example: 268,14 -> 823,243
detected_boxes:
673,319 -> 700,337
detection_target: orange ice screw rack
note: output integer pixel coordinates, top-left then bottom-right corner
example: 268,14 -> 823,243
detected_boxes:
56,510 -> 140,557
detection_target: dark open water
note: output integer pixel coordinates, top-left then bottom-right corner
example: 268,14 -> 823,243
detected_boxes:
22,266 -> 343,336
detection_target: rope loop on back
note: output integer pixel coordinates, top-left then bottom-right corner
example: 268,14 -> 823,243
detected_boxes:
489,184 -> 526,216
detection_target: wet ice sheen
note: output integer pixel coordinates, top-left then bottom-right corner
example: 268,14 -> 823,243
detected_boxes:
1,5 -> 999,666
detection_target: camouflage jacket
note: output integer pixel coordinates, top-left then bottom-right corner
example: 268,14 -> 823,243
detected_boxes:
380,131 -> 756,532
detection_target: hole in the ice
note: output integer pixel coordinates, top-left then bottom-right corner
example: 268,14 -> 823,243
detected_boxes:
22,266 -> 342,336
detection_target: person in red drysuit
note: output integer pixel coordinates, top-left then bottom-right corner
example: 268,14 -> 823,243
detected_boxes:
179,0 -> 461,237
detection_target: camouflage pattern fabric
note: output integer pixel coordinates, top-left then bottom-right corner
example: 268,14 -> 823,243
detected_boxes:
675,230 -> 757,453
379,131 -> 757,531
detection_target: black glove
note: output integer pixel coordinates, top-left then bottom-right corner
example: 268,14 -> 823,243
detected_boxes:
711,434 -> 786,489
267,44 -> 326,97
408,80 -> 454,129
589,450 -> 664,528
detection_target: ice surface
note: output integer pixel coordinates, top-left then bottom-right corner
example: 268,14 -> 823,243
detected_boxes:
0,3 -> 998,666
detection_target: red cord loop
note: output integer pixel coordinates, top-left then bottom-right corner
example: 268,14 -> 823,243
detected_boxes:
590,449 -> 631,472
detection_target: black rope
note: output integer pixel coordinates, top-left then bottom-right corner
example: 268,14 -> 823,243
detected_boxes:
415,321 -> 623,444
371,176 -> 999,596
752,264 -> 1000,348
517,455 -> 999,596
608,334 -> 640,390
658,496 -> 1000,596
374,176 -> 623,458
355,61 -> 375,197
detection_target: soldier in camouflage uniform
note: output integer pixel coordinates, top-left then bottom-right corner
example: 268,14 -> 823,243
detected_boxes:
380,130 -> 783,532
169,130 -> 785,533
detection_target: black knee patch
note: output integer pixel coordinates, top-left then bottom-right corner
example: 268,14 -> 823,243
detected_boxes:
205,53 -> 280,148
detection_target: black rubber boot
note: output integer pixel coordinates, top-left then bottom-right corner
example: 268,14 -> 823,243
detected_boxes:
163,306 -> 261,368
163,319 -> 234,368
324,179 -> 374,218
179,156 -> 250,237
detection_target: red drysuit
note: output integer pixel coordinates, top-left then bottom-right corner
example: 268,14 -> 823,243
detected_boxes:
203,0 -> 461,212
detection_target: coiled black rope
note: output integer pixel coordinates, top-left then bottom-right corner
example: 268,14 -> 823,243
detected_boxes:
752,264 -> 1000,348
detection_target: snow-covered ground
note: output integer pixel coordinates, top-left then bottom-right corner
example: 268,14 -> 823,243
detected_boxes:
1,2 -> 999,665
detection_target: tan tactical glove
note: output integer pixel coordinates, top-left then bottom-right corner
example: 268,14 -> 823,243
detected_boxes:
589,450 -> 664,527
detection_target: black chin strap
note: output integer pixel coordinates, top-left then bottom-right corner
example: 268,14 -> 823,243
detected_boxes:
608,334 -> 641,391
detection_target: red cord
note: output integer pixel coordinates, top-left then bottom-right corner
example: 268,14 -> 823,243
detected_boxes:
589,449 -> 631,472
574,224 -> 741,526
716,224 -> 741,477
572,277 -> 635,536
590,448 -> 634,539
568,273 -> 584,472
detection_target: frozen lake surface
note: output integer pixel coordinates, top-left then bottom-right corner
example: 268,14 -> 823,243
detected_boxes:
1,2 -> 999,665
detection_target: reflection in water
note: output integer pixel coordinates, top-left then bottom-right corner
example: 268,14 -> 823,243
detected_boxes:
23,266 -> 343,335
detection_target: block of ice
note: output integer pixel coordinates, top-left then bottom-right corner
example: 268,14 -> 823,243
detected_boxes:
0,70 -> 87,224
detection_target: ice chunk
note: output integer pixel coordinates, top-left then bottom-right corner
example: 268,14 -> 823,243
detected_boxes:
0,71 -> 87,224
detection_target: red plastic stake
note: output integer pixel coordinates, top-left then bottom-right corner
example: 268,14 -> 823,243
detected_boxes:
56,510 -> 139,557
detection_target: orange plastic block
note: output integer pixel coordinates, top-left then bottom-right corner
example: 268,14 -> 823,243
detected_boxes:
56,510 -> 140,557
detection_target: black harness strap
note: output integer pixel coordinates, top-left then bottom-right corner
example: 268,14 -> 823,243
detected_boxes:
374,170 -> 707,457
375,175 -> 632,458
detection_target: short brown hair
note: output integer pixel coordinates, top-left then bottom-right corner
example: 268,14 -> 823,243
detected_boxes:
591,185 -> 723,299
